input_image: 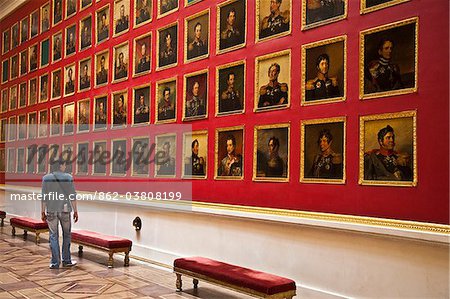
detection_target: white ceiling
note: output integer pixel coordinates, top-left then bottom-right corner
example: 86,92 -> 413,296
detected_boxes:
0,0 -> 27,21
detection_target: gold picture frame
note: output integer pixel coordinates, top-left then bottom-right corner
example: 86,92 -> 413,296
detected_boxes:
96,4 -> 110,44
92,140 -> 107,175
215,60 -> 245,117
157,0 -> 179,19
111,89 -> 128,129
112,41 -> 129,83
216,0 -> 247,55
51,68 -> 62,100
255,0 -> 292,43
50,105 -> 61,136
131,136 -> 150,177
182,69 -> 208,121
155,77 -> 177,124
214,125 -> 244,180
93,94 -> 108,131
156,21 -> 178,71
134,0 -> 152,28
79,57 -> 92,92
361,0 -> 410,14
64,63 -> 76,97
184,9 -> 210,63
79,14 -> 93,51
182,130 -> 208,179
110,138 -> 128,176
76,142 -> 90,175
113,0 -> 130,37
63,102 -> 75,135
154,133 -> 177,178
301,0 -> 347,31
133,33 -> 152,78
52,31 -> 63,63
94,50 -> 109,87
132,83 -> 151,126
77,98 -> 91,133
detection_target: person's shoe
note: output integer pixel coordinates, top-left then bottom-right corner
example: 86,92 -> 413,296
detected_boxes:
62,261 -> 77,268
49,264 -> 59,269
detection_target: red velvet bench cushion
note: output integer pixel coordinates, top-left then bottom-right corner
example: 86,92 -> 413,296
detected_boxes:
174,257 -> 296,295
72,230 -> 132,249
0,211 -> 5,217
10,217 -> 48,230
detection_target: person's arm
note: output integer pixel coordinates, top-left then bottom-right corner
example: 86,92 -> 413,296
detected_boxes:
68,176 -> 78,222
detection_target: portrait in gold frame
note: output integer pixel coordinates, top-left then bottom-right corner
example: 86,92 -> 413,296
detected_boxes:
255,0 -> 291,43
360,0 -> 410,14
214,125 -> 244,180
216,0 -> 246,54
216,60 -> 245,116
302,0 -> 347,31
182,130 -> 207,179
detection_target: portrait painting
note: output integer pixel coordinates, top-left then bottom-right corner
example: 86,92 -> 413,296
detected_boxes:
40,38 -> 50,67
81,0 -> 93,10
1,89 -> 7,113
51,69 -> 62,100
20,17 -> 29,44
113,42 -> 129,82
215,126 -> 244,179
0,149 -> 5,173
64,64 -> 76,97
50,106 -> 61,136
8,117 -> 16,141
62,144 -> 74,173
155,134 -> 176,177
29,77 -> 38,105
302,36 -> 346,105
79,58 -> 91,91
28,112 -> 37,139
135,0 -> 152,27
38,145 -> 48,173
134,34 -> 151,76
63,102 -> 75,135
41,3 -> 50,33
65,24 -> 77,57
78,99 -> 90,132
26,145 -> 37,174
11,23 -> 19,49
18,114 -> 27,140
80,15 -> 92,50
95,50 -> 109,86
217,0 -> 246,53
361,0 -> 409,14
114,0 -> 130,36
52,32 -> 63,62
17,148 -> 24,172
9,85 -> 17,110
53,0 -> 63,25
94,95 -> 108,130
360,110 -> 417,187
183,70 -> 208,121
30,10 -> 39,38
302,0 -> 346,30
1,119 -> 7,142
29,44 -> 38,72
156,78 -> 177,123
217,61 -> 245,116
38,109 -> 48,138
39,74 -> 49,102
112,90 -> 127,128
66,0 -> 77,18
182,130 -> 207,179
360,17 -> 418,99
301,117 -> 345,183
158,0 -> 178,17
19,82 -> 27,108
3,30 -> 10,54
254,124 -> 289,181
76,143 -> 89,174
157,23 -> 178,69
48,144 -> 60,172
20,49 -> 28,76
111,139 -> 127,175
7,148 -> 15,173
255,50 -> 290,112
185,10 -> 209,62
96,5 -> 110,44
132,85 -> 150,125
256,0 -> 291,42
2,60 -> 9,83
132,137 -> 150,176
93,141 -> 107,175
10,55 -> 19,80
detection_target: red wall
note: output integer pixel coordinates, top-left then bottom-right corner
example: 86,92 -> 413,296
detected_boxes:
1,0 -> 448,224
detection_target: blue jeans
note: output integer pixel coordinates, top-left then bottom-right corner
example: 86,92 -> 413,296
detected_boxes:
46,212 -> 72,267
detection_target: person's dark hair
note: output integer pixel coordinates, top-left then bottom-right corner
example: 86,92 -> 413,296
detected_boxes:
227,72 -> 235,81
227,8 -> 236,18
163,87 -> 171,96
102,12 -> 106,19
268,137 -> 279,150
377,125 -> 394,142
101,55 -> 105,62
316,54 -> 330,68
269,63 -> 280,74
191,139 -> 199,149
226,135 -> 236,147
194,22 -> 202,31
377,38 -> 393,52
317,129 -> 333,145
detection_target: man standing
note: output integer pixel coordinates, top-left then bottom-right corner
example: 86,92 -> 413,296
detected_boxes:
306,54 -> 339,101
260,0 -> 290,39
308,129 -> 342,179
41,159 -> 78,269
258,63 -> 288,108
364,125 -> 412,181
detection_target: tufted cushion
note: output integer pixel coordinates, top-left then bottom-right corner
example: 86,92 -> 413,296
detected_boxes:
10,217 -> 48,230
174,257 -> 296,295
72,230 -> 132,249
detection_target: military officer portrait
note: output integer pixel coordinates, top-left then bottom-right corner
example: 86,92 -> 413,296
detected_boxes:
93,141 -> 107,175
63,103 -> 75,135
81,0 -> 93,10
53,0 -> 63,25
66,0 -> 77,18
155,135 -> 176,177
215,127 -> 244,179
157,24 -> 178,69
80,16 -> 92,50
218,0 -> 246,52
114,0 -> 130,36
50,106 -> 61,136
30,10 -> 39,38
183,132 -> 207,178
158,0 -> 178,17
156,78 -> 177,123
133,85 -> 150,125
20,50 -> 28,76
29,44 -> 38,71
76,143 -> 89,174
362,18 -> 417,98
217,62 -> 244,115
111,140 -> 127,175
303,36 -> 345,104
52,32 -> 63,62
301,118 -> 345,183
20,17 -> 29,44
64,64 -> 76,96
303,0 -> 346,29
41,4 -> 50,32
185,11 -> 209,62
19,83 -> 27,108
257,0 -> 291,41
65,25 -> 77,56
360,111 -> 416,186
3,31 -> 10,55
184,71 -> 207,120
94,96 -> 108,130
78,99 -> 90,132
39,74 -> 49,102
95,51 -> 109,86
96,6 -> 110,43
134,34 -> 151,76
113,43 -> 129,82
11,23 -> 19,49
255,51 -> 290,111
132,138 -> 150,176
135,0 -> 152,26
51,69 -> 62,100
112,91 -> 127,127
79,58 -> 91,91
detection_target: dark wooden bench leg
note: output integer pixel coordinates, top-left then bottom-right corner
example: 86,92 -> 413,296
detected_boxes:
108,252 -> 114,268
124,251 -> 130,267
78,245 -> 83,256
23,230 -> 28,239
35,232 -> 40,244
193,278 -> 199,289
1,218 -> 4,227
11,226 -> 15,236
176,273 -> 182,291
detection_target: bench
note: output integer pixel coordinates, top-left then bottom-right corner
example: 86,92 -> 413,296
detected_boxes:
71,230 -> 132,268
10,217 -> 49,244
174,257 -> 296,299
0,211 -> 5,226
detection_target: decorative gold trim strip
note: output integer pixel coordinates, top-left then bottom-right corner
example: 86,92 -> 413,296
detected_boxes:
360,0 -> 410,15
